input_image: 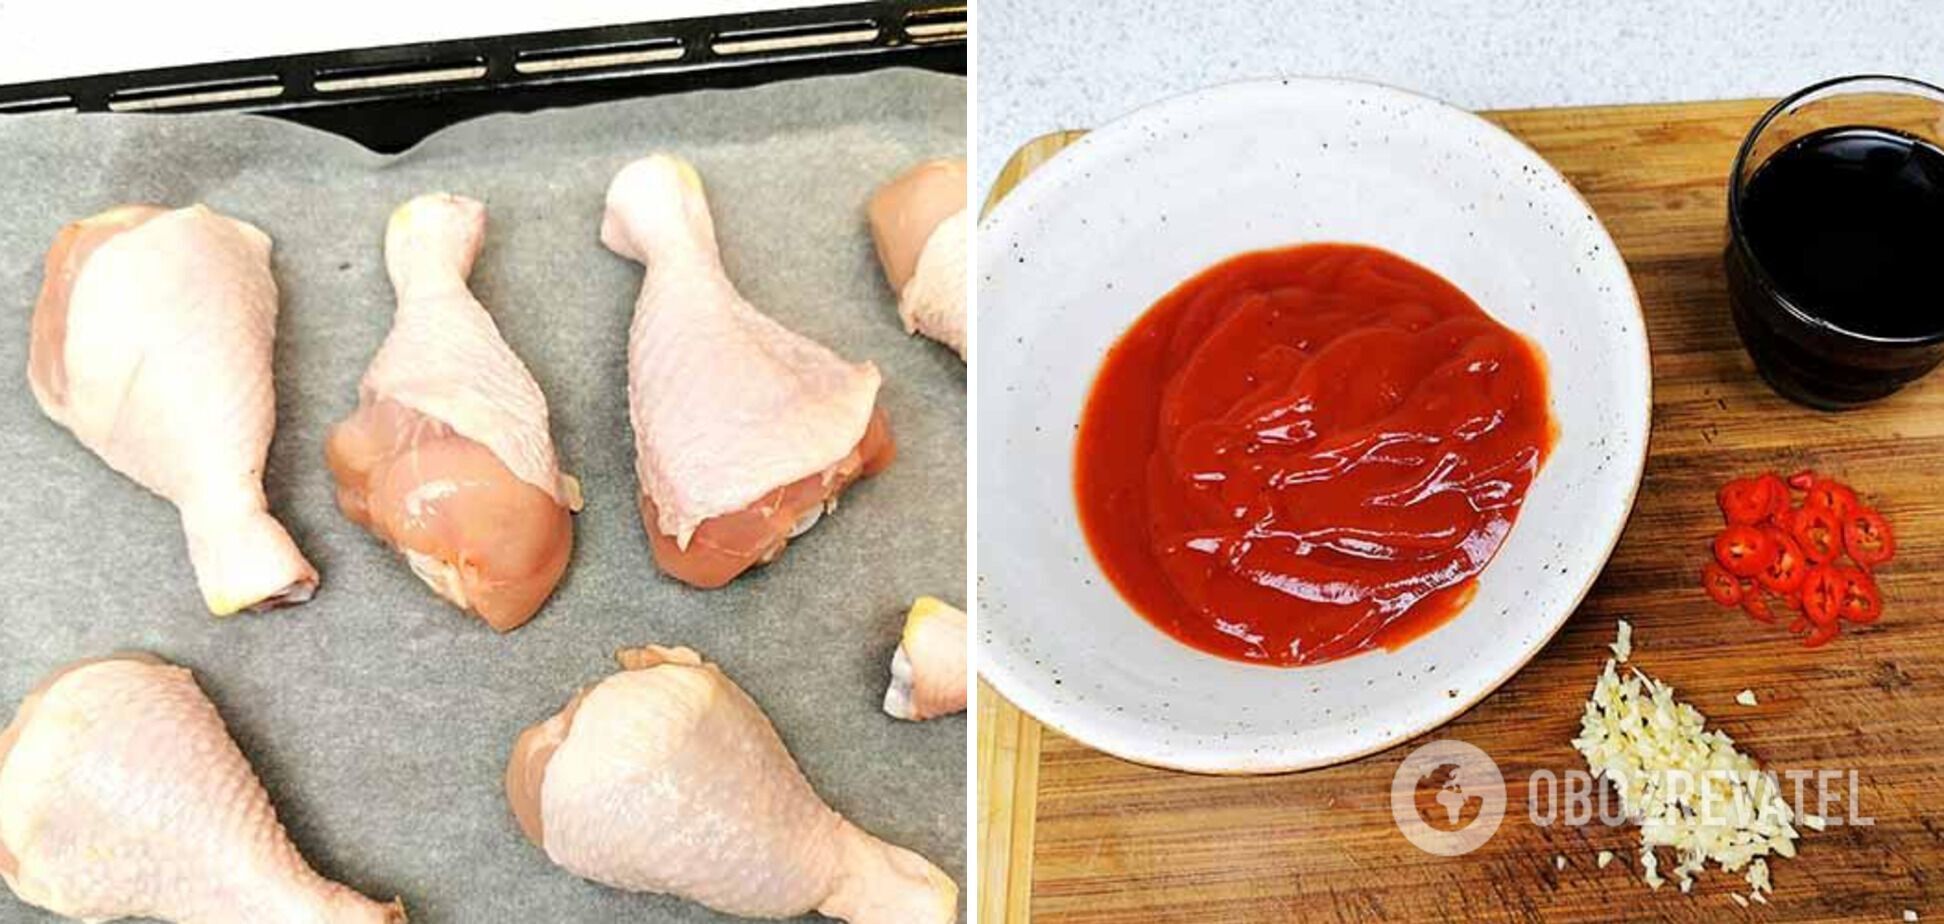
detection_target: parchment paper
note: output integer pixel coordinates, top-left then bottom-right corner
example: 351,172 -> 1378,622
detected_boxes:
0,68 -> 965,923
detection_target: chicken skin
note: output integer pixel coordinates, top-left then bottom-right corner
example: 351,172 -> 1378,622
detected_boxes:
326,194 -> 580,631
507,645 -> 957,923
603,154 -> 894,589
882,597 -> 968,721
868,158 -> 967,359
0,655 -> 404,923
28,204 -> 317,615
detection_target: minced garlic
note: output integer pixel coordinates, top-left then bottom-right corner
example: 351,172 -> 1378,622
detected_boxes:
1573,623 -> 1800,896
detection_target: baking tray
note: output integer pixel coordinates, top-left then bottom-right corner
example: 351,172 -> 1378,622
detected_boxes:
0,12 -> 964,924
0,2 -> 966,152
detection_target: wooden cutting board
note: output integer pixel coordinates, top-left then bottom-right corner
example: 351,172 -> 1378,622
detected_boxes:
977,99 -> 1944,923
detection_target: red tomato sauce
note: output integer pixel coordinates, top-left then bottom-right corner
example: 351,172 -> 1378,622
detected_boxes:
1074,244 -> 1553,667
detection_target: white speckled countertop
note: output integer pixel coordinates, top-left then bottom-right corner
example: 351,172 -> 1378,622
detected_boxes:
977,0 -> 1944,195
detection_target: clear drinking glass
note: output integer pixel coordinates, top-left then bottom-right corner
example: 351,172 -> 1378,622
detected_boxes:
1724,75 -> 1944,409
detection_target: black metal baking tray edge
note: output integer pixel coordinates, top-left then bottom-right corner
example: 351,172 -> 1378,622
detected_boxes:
0,1 -> 966,153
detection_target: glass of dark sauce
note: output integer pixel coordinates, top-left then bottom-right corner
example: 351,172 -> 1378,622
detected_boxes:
1726,75 -> 1944,409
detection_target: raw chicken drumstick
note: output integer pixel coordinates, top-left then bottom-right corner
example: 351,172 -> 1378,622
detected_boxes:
327,194 -> 580,631
882,597 -> 968,721
0,655 -> 405,923
868,158 -> 967,359
28,205 -> 318,615
507,645 -> 958,923
603,154 -> 895,589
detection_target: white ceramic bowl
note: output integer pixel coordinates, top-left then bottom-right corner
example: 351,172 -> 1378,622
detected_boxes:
976,78 -> 1650,774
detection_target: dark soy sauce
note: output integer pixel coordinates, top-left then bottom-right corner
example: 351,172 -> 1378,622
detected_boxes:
1738,126 -> 1944,339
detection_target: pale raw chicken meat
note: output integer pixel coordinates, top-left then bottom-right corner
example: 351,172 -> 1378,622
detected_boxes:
506,645 -> 957,923
28,205 -> 318,616
868,158 -> 967,359
0,655 -> 405,923
882,597 -> 968,721
603,154 -> 895,589
327,194 -> 580,632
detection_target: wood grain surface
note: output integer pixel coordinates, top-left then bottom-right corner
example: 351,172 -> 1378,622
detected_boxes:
977,98 -> 1944,923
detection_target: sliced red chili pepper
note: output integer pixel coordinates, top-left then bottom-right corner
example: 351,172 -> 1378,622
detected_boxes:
1718,476 -> 1775,525
1702,561 -> 1743,607
1803,478 -> 1858,519
1803,622 -> 1841,648
1842,506 -> 1895,568
1756,528 -> 1807,594
1741,591 -> 1776,623
1787,469 -> 1817,491
1792,506 -> 1842,564
1799,565 -> 1847,627
1788,616 -> 1809,634
1715,524 -> 1777,578
1836,567 -> 1882,624
1757,473 -> 1792,525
